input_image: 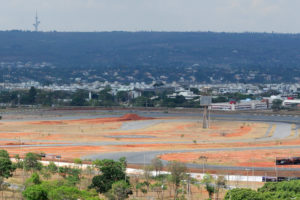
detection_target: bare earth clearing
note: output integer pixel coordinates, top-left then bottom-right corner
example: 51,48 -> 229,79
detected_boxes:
0,109 -> 299,173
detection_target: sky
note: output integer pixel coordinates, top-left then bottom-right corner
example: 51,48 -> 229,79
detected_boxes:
0,0 -> 299,33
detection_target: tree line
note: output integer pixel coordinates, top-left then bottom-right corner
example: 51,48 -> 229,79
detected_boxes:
1,149 -> 300,199
2,86 -> 292,109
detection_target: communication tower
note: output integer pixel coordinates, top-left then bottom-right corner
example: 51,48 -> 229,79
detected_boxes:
33,11 -> 40,32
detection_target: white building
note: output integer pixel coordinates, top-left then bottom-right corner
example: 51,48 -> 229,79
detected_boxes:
210,100 -> 268,111
283,99 -> 300,107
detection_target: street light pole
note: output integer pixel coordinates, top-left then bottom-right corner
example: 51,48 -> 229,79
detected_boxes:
246,168 -> 250,188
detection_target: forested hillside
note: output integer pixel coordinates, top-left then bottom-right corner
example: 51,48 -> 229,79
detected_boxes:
0,31 -> 300,84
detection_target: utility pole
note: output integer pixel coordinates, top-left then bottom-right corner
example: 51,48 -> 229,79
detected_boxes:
187,175 -> 191,200
19,137 -> 25,184
199,155 -> 208,174
246,168 -> 250,188
161,177 -> 164,200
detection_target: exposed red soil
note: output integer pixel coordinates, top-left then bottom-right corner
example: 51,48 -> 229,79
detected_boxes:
2,113 -> 300,173
211,126 -> 252,137
27,114 -> 153,126
31,121 -> 65,125
5,146 -> 105,158
210,125 -> 220,130
160,149 -> 300,168
0,132 -> 39,138
121,114 -> 153,121
71,113 -> 152,124
5,142 -> 27,145
3,141 -> 67,146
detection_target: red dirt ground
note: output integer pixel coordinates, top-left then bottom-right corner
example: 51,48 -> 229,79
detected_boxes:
68,114 -> 153,124
211,126 -> 252,137
160,149 -> 300,168
1,113 -> 299,173
5,146 -> 105,159
30,114 -> 153,125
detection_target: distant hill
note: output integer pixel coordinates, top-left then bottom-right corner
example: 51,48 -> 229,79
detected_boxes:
0,31 -> 300,84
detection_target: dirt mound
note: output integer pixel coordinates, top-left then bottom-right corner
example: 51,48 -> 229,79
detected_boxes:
30,121 -> 64,125
68,113 -> 153,124
5,142 -> 26,146
120,114 -> 152,121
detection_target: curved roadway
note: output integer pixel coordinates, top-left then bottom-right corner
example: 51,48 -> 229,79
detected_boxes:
82,111 -> 300,172
1,110 -> 300,172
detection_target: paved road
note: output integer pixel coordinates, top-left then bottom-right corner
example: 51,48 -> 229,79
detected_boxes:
119,118 -> 200,131
83,112 -> 300,171
84,145 -> 300,172
272,123 -> 291,140
1,109 -> 300,124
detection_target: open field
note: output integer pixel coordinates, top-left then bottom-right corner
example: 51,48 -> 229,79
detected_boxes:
0,108 -> 299,174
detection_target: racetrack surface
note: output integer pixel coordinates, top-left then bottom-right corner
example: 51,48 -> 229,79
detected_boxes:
1,109 -> 299,172
81,111 -> 299,172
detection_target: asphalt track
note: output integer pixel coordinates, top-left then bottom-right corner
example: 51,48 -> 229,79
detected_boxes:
81,111 -> 300,172
85,145 -> 300,172
1,110 -> 300,171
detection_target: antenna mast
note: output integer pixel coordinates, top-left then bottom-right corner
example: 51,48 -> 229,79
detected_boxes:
33,11 -> 40,32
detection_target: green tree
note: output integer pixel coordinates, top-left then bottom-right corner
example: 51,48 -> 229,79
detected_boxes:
257,180 -> 300,199
174,95 -> 186,105
28,86 -> 37,104
25,172 -> 42,187
151,157 -> 163,176
202,174 -> 215,200
23,184 -> 48,200
71,90 -> 87,106
271,99 -> 283,111
36,91 -> 53,106
98,88 -> 115,106
116,91 -> 129,103
47,162 -> 58,174
134,96 -> 153,107
14,154 -> 23,169
212,96 -> 228,103
23,176 -> 102,200
224,188 -> 263,200
167,161 -> 187,199
74,158 -> 82,165
150,181 -> 166,199
107,180 -> 132,200
41,168 -> 52,180
0,150 -> 15,179
58,166 -> 81,186
24,152 -> 42,172
190,88 -> 200,95
89,158 -> 129,193
215,175 -> 226,200
49,186 -> 81,200
142,165 -> 152,192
